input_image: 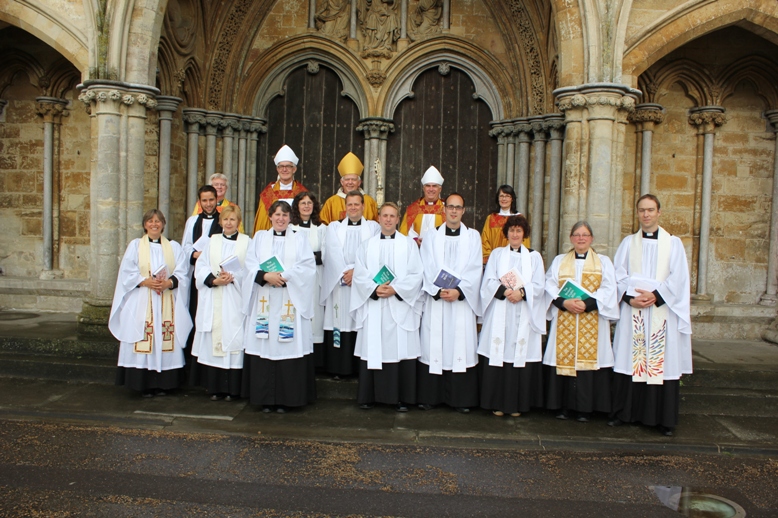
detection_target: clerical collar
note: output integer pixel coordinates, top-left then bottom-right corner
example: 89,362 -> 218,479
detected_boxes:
148,237 -> 161,244
426,201 -> 436,206
298,220 -> 311,228
575,251 -> 588,259
445,226 -> 460,236
224,232 -> 239,241
279,181 -> 293,190
348,219 -> 361,226
273,230 -> 286,237
511,247 -> 521,253
202,212 -> 216,220
380,232 -> 395,239
642,230 -> 658,239
499,209 -> 513,216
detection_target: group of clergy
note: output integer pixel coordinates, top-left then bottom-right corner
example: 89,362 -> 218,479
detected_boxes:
109,143 -> 691,436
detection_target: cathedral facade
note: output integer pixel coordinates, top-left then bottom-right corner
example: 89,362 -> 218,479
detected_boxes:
1,0 -> 777,340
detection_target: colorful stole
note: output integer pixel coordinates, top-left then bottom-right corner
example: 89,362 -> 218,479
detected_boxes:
364,234 -> 409,370
208,234 -> 249,356
254,231 -> 298,342
629,228 -> 671,384
555,250 -> 602,376
134,235 -> 176,354
488,245 -> 533,367
260,181 -> 306,213
404,199 -> 444,235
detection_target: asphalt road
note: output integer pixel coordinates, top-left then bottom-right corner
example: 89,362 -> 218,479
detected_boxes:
0,420 -> 775,517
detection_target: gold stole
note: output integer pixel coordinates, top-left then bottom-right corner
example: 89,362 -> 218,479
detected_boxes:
134,236 -> 176,354
555,250 -> 601,376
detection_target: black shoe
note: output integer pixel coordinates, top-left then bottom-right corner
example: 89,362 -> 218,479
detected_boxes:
455,407 -> 470,414
210,394 -> 223,401
224,395 -> 236,402
577,413 -> 590,423
359,403 -> 375,410
607,418 -> 624,427
396,403 -> 409,412
556,411 -> 569,420
418,404 -> 434,411
658,425 -> 674,437
261,406 -> 273,413
276,406 -> 287,414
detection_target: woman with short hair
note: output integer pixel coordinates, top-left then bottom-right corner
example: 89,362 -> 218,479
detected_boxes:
110,209 -> 191,397
543,221 -> 619,422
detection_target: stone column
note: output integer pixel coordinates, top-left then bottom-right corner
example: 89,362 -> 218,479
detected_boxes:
246,118 -> 268,233
489,122 -> 513,187
349,0 -> 358,44
530,119 -> 547,253
555,84 -> 639,256
220,114 -> 239,191
204,111 -> 222,179
689,106 -> 726,300
545,114 -> 566,257
761,111 -> 778,306
513,122 -> 532,214
155,96 -> 182,236
0,99 -> 7,118
237,116 -> 252,212
400,0 -> 408,39
629,104 -> 665,196
308,0 -> 316,29
356,118 -> 395,200
76,82 -> 125,328
124,89 -> 157,244
442,0 -> 451,30
35,97 -> 69,278
182,108 -> 206,212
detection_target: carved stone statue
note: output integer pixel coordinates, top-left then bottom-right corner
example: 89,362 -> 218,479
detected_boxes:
315,0 -> 350,42
358,0 -> 400,58
408,0 -> 442,42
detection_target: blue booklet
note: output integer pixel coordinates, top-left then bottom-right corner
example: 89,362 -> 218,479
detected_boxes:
433,269 -> 461,289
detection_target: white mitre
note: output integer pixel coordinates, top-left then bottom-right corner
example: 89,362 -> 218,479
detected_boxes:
420,165 -> 444,186
274,144 -> 299,166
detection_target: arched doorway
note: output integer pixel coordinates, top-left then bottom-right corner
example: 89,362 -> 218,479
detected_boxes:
256,64 -> 364,202
386,66 -> 497,229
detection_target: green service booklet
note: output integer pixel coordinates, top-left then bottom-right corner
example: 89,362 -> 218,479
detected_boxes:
260,256 -> 285,273
557,279 -> 592,300
373,265 -> 395,284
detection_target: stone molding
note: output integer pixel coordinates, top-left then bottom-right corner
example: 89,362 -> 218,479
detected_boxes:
628,103 -> 665,125
77,82 -> 159,114
182,107 -> 207,132
507,0 -> 545,114
766,109 -> 778,131
155,96 -> 183,120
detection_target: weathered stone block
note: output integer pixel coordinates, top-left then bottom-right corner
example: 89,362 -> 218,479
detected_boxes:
19,155 -> 42,171
655,173 -> 687,190
60,211 -> 78,237
21,194 -> 43,207
21,217 -> 42,236
0,155 -> 18,170
713,238 -> 747,262
717,195 -> 757,212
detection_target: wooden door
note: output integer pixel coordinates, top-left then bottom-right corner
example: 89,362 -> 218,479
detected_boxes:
256,65 -> 364,203
386,66 -> 497,228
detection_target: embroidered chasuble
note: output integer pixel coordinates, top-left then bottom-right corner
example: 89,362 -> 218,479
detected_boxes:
555,250 -> 602,376
320,190 -> 379,224
253,181 -> 308,233
399,199 -> 445,238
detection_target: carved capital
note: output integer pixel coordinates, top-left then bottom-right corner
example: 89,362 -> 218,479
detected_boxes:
356,118 -> 395,139
35,97 -> 69,123
556,94 -> 586,112
628,104 -> 666,125
689,107 -> 726,133
765,109 -> 778,132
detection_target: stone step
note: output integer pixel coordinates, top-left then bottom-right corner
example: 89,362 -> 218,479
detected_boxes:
0,335 -> 118,359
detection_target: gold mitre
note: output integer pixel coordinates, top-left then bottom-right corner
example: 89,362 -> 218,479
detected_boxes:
337,152 -> 364,177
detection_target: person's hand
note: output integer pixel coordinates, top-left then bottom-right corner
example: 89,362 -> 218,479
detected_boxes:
376,283 -> 396,298
506,288 -> 524,304
563,298 -> 586,314
342,269 -> 354,286
213,271 -> 234,286
630,288 -> 657,308
440,288 -> 459,302
192,251 -> 202,259
264,271 -> 286,287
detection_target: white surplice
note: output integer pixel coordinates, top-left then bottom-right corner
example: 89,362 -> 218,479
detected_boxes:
350,233 -> 424,369
542,251 -> 619,368
242,230 -> 316,360
290,222 -> 327,342
192,233 -> 250,369
109,238 -> 191,372
419,224 -> 483,374
321,218 -> 380,333
477,245 -> 546,367
612,231 -> 693,380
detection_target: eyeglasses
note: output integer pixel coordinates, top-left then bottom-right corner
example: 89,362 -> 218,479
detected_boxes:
571,234 -> 592,238
446,205 -> 464,211
277,164 -> 295,170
